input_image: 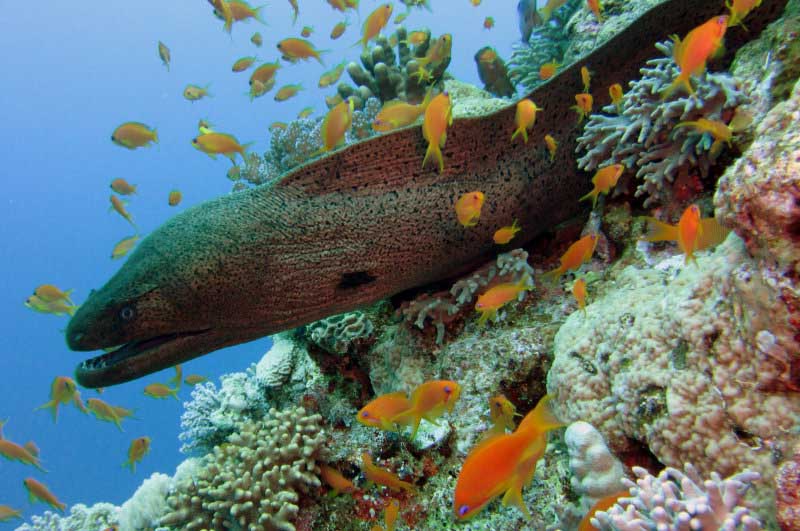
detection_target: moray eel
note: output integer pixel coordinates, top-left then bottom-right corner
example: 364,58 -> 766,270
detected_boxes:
66,0 -> 787,388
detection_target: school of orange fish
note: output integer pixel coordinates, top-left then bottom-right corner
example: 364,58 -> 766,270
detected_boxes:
9,0 -> 765,526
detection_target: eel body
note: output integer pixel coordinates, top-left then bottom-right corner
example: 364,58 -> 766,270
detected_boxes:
66,0 -> 788,387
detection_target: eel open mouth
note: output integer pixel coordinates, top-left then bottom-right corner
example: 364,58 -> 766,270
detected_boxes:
75,329 -> 211,388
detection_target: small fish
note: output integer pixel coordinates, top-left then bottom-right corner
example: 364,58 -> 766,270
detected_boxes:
357,392 -> 412,431
517,0 -> 543,42
412,33 -> 451,82
673,118 -> 732,157
390,380 -> 462,439
249,78 -> 274,100
511,99 -> 543,144
609,83 -> 624,112
320,464 -> 356,494
33,285 -> 73,304
422,91 -> 453,173
169,364 -> 183,388
184,84 -> 211,101
123,436 -> 151,472
23,441 -> 40,458
86,398 -> 131,431
475,276 -> 532,326
372,90 -> 432,132
327,0 -> 359,12
144,383 -> 180,401
540,0 -> 569,22
543,233 -> 598,281
493,220 -> 521,245
727,0 -> 762,28
325,93 -> 344,107
0,505 -> 23,522
198,119 -> 214,135
297,106 -> 315,119
488,394 -> 518,435
572,93 -> 593,122
269,121 -> 288,131
316,98 -> 355,153
642,205 -> 730,264
330,20 -> 348,39
384,499 -> 401,531
192,132 -> 250,164
251,31 -> 263,46
250,61 -> 280,87
404,30 -> 428,46
184,374 -> 208,386
232,56 -> 257,72
318,60 -> 347,88
288,0 -> 299,24
483,16 -> 494,29
157,41 -> 170,71
587,0 -> 603,21
274,83 -> 304,101
0,439 -> 46,471
581,66 -> 591,92
455,191 -> 485,228
24,295 -> 77,316
361,453 -> 418,493
579,163 -> 625,207
356,4 -> 393,50
111,235 -> 139,259
572,277 -> 587,314
211,0 -> 234,33
662,15 -> 728,99
394,11 -> 408,24
23,478 -> 65,512
110,178 -> 137,195
471,0 -> 482,5
544,134 -> 558,161
301,25 -> 314,38
110,195 -> 136,228
222,0 -> 266,23
111,122 -> 157,149
578,491 -> 628,531
168,189 -> 182,207
538,60 -> 560,80
277,38 -> 326,65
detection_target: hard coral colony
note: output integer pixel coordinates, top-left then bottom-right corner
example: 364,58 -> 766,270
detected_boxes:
13,0 -> 800,530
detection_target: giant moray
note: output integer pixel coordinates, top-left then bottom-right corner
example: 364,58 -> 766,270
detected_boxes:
67,0 -> 788,387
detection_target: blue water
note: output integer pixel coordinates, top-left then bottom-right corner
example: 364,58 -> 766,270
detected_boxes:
0,0 -> 522,525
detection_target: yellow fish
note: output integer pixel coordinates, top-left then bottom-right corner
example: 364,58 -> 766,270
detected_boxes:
274,83 -> 304,101
356,4 -> 393,50
111,235 -> 139,259
110,195 -> 136,228
488,394 -> 518,435
297,106 -> 315,119
168,189 -> 182,206
184,374 -> 208,386
86,398 -> 133,431
110,178 -> 137,195
510,99 -> 543,144
0,439 -> 46,471
25,295 -> 77,316
232,56 -> 257,72
572,277 -> 588,314
475,276 -> 532,326
543,234 -> 598,281
123,436 -> 151,472
673,118 -> 732,157
316,98 -> 355,153
544,134 -> 558,161
33,285 -> 73,304
539,60 -> 560,80
391,380 -> 462,439
183,84 -> 211,101
301,25 -> 314,38
192,132 -> 250,164
330,20 -> 348,40
318,60 -> 347,88
580,66 -> 591,92
421,91 -> 452,173
727,0 -> 762,28
609,83 -> 624,113
361,453 -> 418,493
579,163 -> 625,207
111,122 -> 157,149
493,220 -> 521,245
251,32 -> 263,46
572,93 -> 593,122
372,90 -> 432,132
455,191 -> 485,228
144,383 -> 179,401
157,41 -> 170,71
277,38 -> 326,65
662,15 -> 728,98
35,376 -> 87,421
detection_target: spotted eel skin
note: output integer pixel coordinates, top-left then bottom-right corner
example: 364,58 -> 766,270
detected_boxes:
66,0 -> 788,387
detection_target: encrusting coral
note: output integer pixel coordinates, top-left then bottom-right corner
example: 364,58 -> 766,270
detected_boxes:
592,464 -> 763,530
161,406 -> 326,531
306,311 -> 374,355
565,421 -> 625,503
576,40 -> 746,207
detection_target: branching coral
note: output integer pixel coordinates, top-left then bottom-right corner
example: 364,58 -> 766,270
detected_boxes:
16,503 -> 119,531
306,311 -> 374,355
592,464 -> 763,531
575,41 -> 746,206
161,406 -> 326,531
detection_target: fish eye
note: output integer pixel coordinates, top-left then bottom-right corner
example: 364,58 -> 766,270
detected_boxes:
444,385 -> 452,394
192,138 -> 198,144
110,135 -> 116,141
361,411 -> 370,418
119,306 -> 135,321
458,505 -> 470,517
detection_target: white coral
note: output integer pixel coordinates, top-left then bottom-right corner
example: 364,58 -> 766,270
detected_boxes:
118,473 -> 171,531
256,334 -> 296,388
565,421 -> 625,502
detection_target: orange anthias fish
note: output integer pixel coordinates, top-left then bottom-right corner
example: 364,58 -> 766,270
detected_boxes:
183,84 -> 211,101
573,93 -> 593,123
373,90 -> 433,132
318,61 -> 347,88
356,4 -> 393,51
673,118 -> 732,157
727,0 -> 762,28
543,233 -> 599,281
111,235 -> 139,259
493,220 -> 522,245
23,441 -> 40,458
578,491 -> 628,531
24,295 -> 77,316
316,98 -> 355,154
301,25 -> 314,38
184,374 -> 208,386
579,163 -> 625,207
33,284 -> 73,304
157,41 -> 170,71
361,453 -> 418,493
288,0 -> 299,24
35,376 -> 87,421
192,132 -> 249,164
581,66 -> 592,92
357,392 -> 412,431
413,34 -> 452,81
87,398 -> 132,431
544,134 -> 558,161
23,478 -> 65,512
168,189 -> 182,207
539,60 -> 560,80
391,380 -> 462,439
319,464 -> 356,494
0,505 -> 23,522
572,277 -> 587,314
123,436 -> 151,472
111,122 -> 158,149
455,191 -> 485,228
609,83 -> 624,112
510,99 -> 543,144
274,83 -> 304,101
384,499 -> 401,531
168,364 -> 183,388
475,276 -> 532,326
642,204 -> 731,264
251,31 -> 263,46
144,383 -> 179,400
110,195 -> 137,228
488,394 -> 518,435
232,56 -> 257,72
277,38 -> 326,65
330,20 -> 348,40
587,0 -> 603,21
224,0 -> 266,23
662,15 -> 728,99
0,438 -> 46,471
210,0 -> 233,33
250,61 -> 280,87
422,91 -> 453,173
110,178 -> 137,195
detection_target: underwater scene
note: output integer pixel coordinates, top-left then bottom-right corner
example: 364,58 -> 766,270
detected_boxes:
2,0 -> 799,529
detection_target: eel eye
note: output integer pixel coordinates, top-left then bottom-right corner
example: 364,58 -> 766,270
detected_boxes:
120,306 -> 135,321
458,505 -> 470,517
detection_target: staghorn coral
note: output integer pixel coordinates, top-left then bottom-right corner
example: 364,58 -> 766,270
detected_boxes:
565,421 -> 625,503
15,503 -> 119,531
592,464 -> 763,531
576,41 -> 746,206
306,311 -> 374,355
160,406 -> 326,531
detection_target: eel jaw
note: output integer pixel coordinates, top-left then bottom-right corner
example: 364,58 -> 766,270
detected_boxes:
75,328 -> 213,388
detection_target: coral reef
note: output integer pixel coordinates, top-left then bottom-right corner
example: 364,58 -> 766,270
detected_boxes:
576,41 -> 746,206
592,464 -> 763,531
118,473 -> 171,531
256,334 -> 297,388
776,443 -> 800,531
565,421 -> 625,502
15,503 -> 119,531
161,406 -> 326,531
306,311 -> 374,355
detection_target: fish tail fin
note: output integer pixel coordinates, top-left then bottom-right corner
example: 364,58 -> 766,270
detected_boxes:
477,308 -> 496,327
253,4 -> 268,25
152,129 -> 159,144
578,189 -> 598,207
422,141 -> 443,173
661,75 -> 693,100
642,217 -> 679,243
541,266 -> 563,284
35,401 -> 58,423
519,394 -> 564,434
510,127 -> 528,144
170,387 -> 180,401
